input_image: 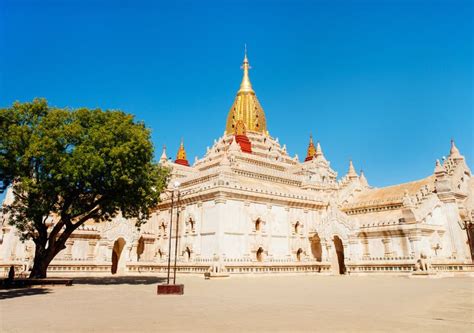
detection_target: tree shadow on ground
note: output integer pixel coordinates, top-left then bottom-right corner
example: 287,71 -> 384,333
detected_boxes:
71,276 -> 167,285
0,287 -> 51,300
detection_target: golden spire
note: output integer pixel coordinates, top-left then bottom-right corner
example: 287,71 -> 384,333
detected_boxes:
225,48 -> 267,135
305,135 -> 316,161
175,139 -> 190,166
176,139 -> 186,160
238,45 -> 254,94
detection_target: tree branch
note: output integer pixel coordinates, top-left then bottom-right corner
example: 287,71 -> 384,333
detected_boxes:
54,206 -> 103,255
11,188 -> 27,201
47,219 -> 66,250
69,195 -> 106,221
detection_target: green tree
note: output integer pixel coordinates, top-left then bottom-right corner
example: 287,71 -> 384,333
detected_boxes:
0,98 -> 169,278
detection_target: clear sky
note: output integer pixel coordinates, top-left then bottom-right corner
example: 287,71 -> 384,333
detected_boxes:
1,0 -> 473,203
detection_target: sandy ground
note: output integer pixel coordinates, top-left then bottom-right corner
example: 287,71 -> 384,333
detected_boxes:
1,274 -> 473,332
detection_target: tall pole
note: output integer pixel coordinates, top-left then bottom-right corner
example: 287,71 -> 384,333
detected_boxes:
166,191 -> 174,285
173,190 -> 181,284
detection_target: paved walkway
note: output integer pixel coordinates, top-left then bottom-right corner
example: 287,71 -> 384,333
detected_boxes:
1,274 -> 473,332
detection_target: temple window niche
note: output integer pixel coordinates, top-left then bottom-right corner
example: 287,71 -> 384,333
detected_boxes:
311,234 -> 323,261
184,247 -> 192,261
256,247 -> 265,262
296,248 -> 304,261
157,249 -> 163,260
254,218 -> 265,233
136,237 -> 145,261
159,222 -> 166,238
294,221 -> 301,234
186,217 -> 195,234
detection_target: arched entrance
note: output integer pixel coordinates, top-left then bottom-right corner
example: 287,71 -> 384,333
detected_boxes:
294,221 -> 301,234
333,236 -> 346,275
296,248 -> 303,261
136,237 -> 145,262
185,247 -> 192,261
310,234 -> 322,261
111,238 -> 126,275
187,218 -> 195,233
256,247 -> 264,262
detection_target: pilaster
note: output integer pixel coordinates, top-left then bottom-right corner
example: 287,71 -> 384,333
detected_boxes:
361,238 -> 370,260
87,240 -> 98,261
63,239 -> 74,260
382,238 -> 393,258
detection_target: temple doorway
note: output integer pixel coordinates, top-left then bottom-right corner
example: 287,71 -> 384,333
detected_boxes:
137,237 -> 145,262
310,234 -> 322,261
256,247 -> 264,262
111,238 -> 126,275
296,248 -> 303,261
467,222 -> 474,261
185,247 -> 192,261
333,236 -> 346,275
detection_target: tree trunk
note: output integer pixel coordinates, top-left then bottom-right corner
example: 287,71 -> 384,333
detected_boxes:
29,244 -> 55,279
29,256 -> 51,278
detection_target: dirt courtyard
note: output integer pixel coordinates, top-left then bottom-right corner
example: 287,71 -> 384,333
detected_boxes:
1,274 -> 473,332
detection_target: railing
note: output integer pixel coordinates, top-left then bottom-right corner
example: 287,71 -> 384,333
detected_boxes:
127,263 -> 210,274
225,263 -> 331,274
2,261 -> 472,276
347,261 -> 474,274
431,263 -> 474,272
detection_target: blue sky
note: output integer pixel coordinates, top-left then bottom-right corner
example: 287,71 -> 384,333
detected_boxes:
1,0 -> 473,203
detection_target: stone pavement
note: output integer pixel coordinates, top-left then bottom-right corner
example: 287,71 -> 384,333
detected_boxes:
1,275 -> 473,332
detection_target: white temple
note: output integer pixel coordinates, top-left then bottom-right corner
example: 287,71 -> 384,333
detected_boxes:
1,53 -> 473,276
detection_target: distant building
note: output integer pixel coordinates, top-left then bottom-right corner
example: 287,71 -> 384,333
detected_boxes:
1,53 -> 473,276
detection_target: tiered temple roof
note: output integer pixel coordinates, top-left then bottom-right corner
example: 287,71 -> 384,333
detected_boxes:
162,52 -> 470,221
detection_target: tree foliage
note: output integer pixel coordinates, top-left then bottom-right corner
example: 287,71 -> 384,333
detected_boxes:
0,98 -> 169,277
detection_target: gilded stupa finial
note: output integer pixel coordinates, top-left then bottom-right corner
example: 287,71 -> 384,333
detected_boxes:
239,45 -> 254,94
225,48 -> 267,134
305,134 -> 317,162
175,139 -> 190,166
